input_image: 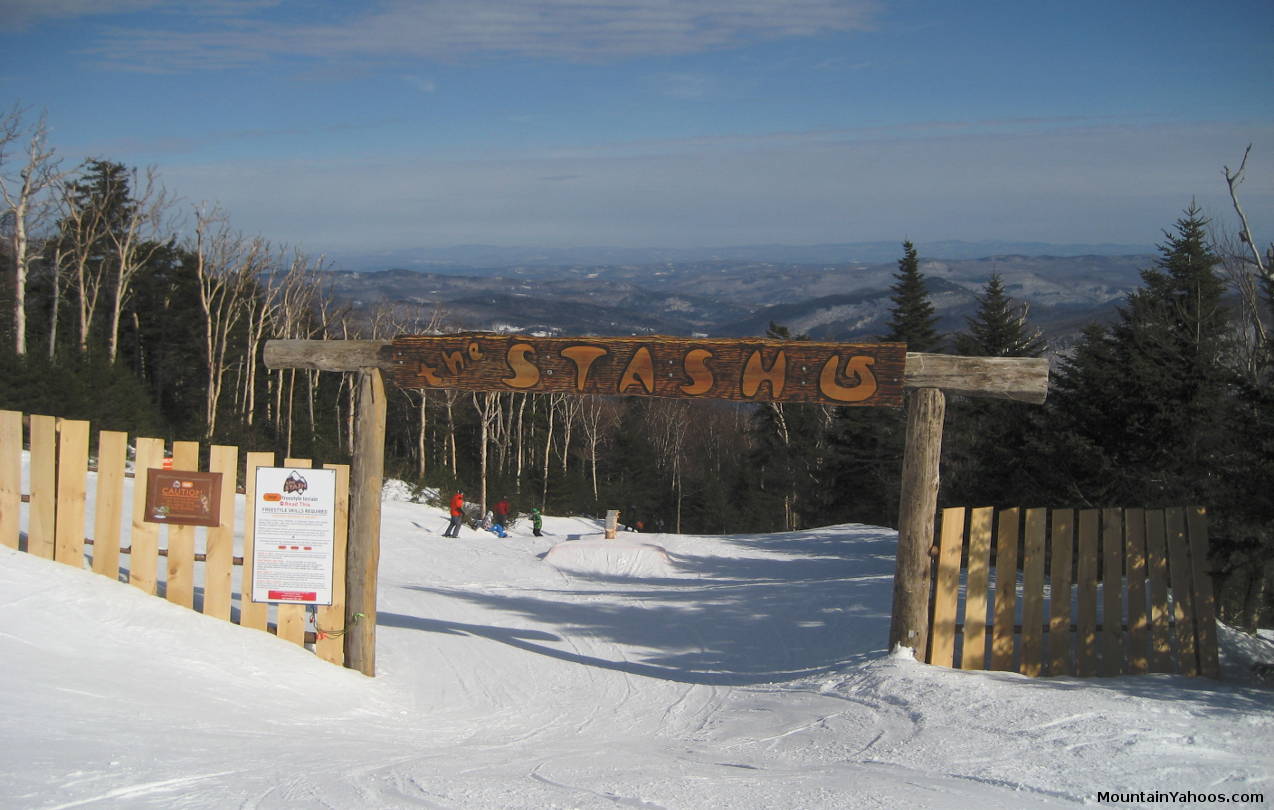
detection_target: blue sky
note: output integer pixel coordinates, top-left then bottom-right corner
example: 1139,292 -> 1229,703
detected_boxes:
2,0 -> 1272,256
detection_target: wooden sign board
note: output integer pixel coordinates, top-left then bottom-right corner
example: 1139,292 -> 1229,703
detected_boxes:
144,469 -> 223,527
385,334 -> 906,407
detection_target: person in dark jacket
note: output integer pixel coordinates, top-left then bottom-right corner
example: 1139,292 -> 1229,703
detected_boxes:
444,491 -> 465,537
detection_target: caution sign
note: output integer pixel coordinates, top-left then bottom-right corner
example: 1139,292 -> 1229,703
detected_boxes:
144,469 -> 223,527
251,467 -> 338,605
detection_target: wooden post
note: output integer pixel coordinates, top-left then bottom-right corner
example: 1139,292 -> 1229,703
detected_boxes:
889,387 -> 946,658
345,368 -> 387,677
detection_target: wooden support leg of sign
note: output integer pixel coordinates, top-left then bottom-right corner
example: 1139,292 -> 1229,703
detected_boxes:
346,368 -> 387,677
889,387 -> 946,659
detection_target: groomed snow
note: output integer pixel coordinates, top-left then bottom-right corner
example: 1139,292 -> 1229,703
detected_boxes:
1,479 -> 1272,809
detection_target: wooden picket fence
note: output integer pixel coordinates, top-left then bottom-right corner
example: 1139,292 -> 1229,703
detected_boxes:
927,506 -> 1220,678
0,410 -> 350,667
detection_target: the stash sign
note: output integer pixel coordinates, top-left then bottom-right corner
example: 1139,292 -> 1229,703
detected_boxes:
385,334 -> 906,407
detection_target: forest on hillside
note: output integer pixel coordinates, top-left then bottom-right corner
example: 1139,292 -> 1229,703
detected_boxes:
2,107 -> 1272,628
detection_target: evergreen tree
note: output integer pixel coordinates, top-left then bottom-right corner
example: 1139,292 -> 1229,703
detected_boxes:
883,240 -> 942,352
1108,203 -> 1231,503
944,273 -> 1048,507
953,273 -> 1046,358
1025,207 -> 1232,509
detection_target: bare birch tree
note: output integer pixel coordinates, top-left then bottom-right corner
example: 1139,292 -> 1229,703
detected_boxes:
472,390 -> 500,514
644,399 -> 693,532
578,396 -> 620,504
103,165 -> 171,364
191,204 -> 265,438
1223,144 -> 1273,380
0,107 -> 63,356
58,167 -> 115,354
540,392 -> 563,507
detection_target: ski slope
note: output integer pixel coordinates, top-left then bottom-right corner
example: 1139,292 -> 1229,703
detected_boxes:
1,480 -> 1272,809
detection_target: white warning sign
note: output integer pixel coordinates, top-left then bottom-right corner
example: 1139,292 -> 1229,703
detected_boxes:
251,467 -> 337,605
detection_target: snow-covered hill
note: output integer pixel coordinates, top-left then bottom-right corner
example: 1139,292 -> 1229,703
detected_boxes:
1,481 -> 1271,808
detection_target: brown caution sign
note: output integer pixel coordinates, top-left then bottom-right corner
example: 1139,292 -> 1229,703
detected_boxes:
144,469 -> 224,527
385,334 -> 906,407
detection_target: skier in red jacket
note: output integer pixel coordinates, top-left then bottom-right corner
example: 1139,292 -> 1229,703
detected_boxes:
494,497 -> 511,532
444,491 -> 465,537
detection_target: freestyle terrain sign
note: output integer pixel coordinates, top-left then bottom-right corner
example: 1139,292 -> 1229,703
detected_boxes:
385,334 -> 907,407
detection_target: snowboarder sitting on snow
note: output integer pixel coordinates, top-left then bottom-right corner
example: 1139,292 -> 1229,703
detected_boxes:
481,510 -> 507,538
444,491 -> 465,537
531,507 -> 543,537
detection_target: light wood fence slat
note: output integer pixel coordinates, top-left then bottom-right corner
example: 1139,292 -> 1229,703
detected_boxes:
1186,507 -> 1220,679
960,507 -> 993,670
990,507 -> 1020,671
1047,509 -> 1075,676
1123,508 -> 1150,675
91,430 -> 128,581
0,410 -> 23,549
129,438 -> 166,595
316,463 -> 350,666
1165,508 -> 1198,676
28,415 -> 57,560
1075,510 -> 1100,677
240,451 -> 274,632
928,507 -> 965,667
203,445 -> 238,621
275,458 -> 312,647
1100,507 -> 1124,677
1144,509 -> 1174,673
165,440 -> 200,609
1019,508 -> 1047,677
54,419 -> 90,568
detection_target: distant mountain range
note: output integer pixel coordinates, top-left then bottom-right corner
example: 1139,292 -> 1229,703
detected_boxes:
324,240 -> 1155,273
320,250 -> 1155,352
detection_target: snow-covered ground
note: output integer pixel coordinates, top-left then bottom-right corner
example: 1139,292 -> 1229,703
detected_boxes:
2,478 -> 1272,809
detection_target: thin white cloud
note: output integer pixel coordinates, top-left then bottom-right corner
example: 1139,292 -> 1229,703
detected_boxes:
655,72 -> 718,100
0,0 -> 281,30
158,120 -> 1274,252
0,0 -> 165,30
76,0 -> 882,71
402,75 -> 438,93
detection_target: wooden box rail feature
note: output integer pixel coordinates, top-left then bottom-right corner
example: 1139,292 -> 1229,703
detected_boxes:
927,506 -> 1219,678
0,410 -> 351,667
262,337 -> 1051,404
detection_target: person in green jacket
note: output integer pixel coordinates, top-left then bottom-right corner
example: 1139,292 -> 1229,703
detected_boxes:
531,507 -> 543,537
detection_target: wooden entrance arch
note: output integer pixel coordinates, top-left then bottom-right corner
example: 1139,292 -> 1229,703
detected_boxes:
265,336 -> 1048,676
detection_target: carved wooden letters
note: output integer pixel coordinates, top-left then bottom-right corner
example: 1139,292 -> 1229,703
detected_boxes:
386,334 -> 906,407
